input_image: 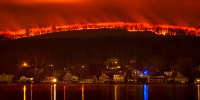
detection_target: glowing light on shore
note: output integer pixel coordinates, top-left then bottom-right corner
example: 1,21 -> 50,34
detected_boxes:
0,22 -> 200,39
53,79 -> 57,83
22,62 -> 29,67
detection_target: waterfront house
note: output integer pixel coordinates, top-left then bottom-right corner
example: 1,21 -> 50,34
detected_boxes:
0,74 -> 14,84
19,76 -> 34,84
127,76 -> 138,83
132,69 -> 143,77
174,71 -> 188,84
79,75 -> 97,84
164,71 -> 172,77
99,73 -> 111,83
166,71 -> 188,84
148,72 -> 166,84
105,58 -> 121,70
41,76 -> 57,84
63,72 -> 79,83
113,74 -> 125,83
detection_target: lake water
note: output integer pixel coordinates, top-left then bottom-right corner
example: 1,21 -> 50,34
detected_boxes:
0,84 -> 199,100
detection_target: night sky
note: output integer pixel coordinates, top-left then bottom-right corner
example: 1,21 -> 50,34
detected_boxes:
0,0 -> 200,31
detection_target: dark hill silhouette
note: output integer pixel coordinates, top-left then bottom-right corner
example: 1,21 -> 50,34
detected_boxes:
30,29 -> 157,39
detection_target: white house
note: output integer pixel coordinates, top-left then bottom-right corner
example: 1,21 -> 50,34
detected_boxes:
19,76 -> 34,84
0,74 -> 14,84
113,74 -> 125,83
63,72 -> 79,83
99,73 -> 111,83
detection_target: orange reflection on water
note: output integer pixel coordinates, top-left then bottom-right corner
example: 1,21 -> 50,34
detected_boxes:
82,85 -> 84,100
51,85 -> 53,100
23,85 -> 26,100
31,84 -> 32,100
54,84 -> 56,100
198,84 -> 200,100
64,86 -> 66,100
114,85 -> 117,100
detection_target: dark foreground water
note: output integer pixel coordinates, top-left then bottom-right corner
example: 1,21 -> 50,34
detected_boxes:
0,84 -> 199,100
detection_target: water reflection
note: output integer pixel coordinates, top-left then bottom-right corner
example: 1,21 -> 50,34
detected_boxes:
23,85 -> 26,100
82,85 -> 84,100
114,85 -> 117,100
17,84 -> 197,100
54,84 -> 56,100
51,85 -> 53,100
198,84 -> 200,100
64,86 -> 66,100
31,84 -> 32,100
144,85 -> 148,100
50,84 -> 56,100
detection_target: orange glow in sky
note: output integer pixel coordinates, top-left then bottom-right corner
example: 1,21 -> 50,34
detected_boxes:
0,0 -> 199,37
0,22 -> 200,39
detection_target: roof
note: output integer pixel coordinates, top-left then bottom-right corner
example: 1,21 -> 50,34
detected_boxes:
150,72 -> 165,76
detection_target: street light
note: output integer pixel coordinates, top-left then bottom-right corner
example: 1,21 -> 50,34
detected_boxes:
52,78 -> 57,83
81,65 -> 85,68
143,70 -> 149,75
22,62 -> 28,67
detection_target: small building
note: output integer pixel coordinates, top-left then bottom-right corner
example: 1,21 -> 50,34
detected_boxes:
148,72 -> 166,84
167,71 -> 188,84
99,73 -> 111,83
164,71 -> 172,77
113,74 -> 125,83
19,76 -> 34,84
41,76 -> 57,84
63,72 -> 79,83
105,58 -> 121,70
0,74 -> 14,84
132,69 -> 143,77
174,71 -> 188,84
79,75 -> 97,84
127,76 -> 138,83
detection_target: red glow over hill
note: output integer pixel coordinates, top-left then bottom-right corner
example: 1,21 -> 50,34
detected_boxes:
0,22 -> 200,39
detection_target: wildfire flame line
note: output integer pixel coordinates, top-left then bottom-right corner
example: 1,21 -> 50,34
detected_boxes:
0,22 -> 200,39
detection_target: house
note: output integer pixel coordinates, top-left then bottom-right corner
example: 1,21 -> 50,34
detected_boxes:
99,73 -> 111,83
19,76 -> 34,84
127,76 -> 138,83
174,71 -> 188,84
148,72 -> 166,84
63,72 -> 79,83
105,58 -> 121,70
164,71 -> 172,77
113,74 -> 125,83
127,69 -> 143,83
166,71 -> 188,84
132,69 -> 142,76
41,76 -> 57,84
0,74 -> 14,84
79,75 -> 97,84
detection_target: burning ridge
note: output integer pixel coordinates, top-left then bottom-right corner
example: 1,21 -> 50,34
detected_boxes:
0,22 -> 200,39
